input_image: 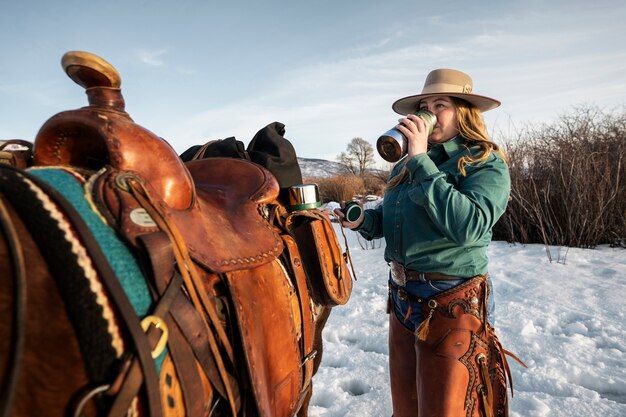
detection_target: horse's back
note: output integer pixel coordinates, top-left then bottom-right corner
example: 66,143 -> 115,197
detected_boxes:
0,193 -> 95,417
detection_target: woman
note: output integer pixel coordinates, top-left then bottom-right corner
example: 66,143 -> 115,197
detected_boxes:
336,69 -> 522,416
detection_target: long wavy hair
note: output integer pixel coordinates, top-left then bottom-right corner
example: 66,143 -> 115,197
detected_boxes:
386,97 -> 506,189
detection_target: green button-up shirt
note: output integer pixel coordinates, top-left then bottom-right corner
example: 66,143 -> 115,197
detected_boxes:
357,136 -> 510,277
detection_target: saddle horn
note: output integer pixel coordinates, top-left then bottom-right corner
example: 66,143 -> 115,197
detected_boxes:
33,51 -> 194,211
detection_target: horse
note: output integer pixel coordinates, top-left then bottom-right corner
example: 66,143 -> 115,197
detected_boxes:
0,51 -> 352,417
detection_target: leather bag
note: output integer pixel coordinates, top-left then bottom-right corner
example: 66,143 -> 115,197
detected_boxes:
283,209 -> 353,306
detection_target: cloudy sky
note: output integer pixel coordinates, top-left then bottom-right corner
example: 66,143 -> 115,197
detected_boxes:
1,0 -> 625,161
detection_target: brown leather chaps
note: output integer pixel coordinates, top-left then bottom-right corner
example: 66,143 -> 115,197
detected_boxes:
389,275 -> 514,417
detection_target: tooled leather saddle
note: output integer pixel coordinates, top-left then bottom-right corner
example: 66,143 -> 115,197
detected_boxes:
33,61 -> 283,273
29,51 -> 316,417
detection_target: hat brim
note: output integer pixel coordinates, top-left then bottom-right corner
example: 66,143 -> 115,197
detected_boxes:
392,93 -> 501,115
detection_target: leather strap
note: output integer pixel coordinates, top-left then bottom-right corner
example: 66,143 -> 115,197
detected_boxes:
281,235 -> 316,394
390,261 -> 461,285
137,231 -> 234,412
406,271 -> 460,281
136,232 -> 205,416
126,179 -> 239,415
166,319 -> 205,416
170,294 -> 231,402
388,280 -> 427,304
106,267 -> 183,417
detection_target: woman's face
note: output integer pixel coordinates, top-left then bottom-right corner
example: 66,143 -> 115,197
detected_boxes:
418,96 -> 459,144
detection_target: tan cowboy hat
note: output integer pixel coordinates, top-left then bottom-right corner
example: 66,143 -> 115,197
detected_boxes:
392,68 -> 501,115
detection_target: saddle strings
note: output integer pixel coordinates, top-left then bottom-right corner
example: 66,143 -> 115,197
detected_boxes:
125,177 -> 239,417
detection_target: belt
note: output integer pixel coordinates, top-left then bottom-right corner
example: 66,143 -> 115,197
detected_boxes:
390,261 -> 460,286
389,280 -> 430,304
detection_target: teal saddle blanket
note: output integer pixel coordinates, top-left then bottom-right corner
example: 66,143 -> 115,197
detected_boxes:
28,167 -> 165,371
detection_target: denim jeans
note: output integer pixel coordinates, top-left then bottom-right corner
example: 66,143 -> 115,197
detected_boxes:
391,273 -> 496,332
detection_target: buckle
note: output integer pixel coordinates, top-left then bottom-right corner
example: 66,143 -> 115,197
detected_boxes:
141,315 -> 169,359
390,262 -> 407,286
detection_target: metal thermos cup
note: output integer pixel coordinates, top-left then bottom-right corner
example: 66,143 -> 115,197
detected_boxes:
376,110 -> 437,162
342,201 -> 363,223
288,183 -> 321,211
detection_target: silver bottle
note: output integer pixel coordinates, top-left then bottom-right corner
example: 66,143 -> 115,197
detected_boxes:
376,110 -> 437,162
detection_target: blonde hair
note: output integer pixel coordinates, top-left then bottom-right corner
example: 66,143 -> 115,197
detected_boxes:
386,97 -> 506,189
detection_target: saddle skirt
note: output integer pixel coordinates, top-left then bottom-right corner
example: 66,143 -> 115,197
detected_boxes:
176,157 -> 283,273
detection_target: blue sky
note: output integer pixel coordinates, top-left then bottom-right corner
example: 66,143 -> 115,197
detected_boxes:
1,0 -> 625,162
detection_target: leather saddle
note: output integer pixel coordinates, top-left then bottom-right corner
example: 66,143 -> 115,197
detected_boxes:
33,52 -> 283,273
30,51 -> 310,417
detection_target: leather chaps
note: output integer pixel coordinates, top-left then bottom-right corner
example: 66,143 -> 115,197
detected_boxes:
389,275 -> 519,417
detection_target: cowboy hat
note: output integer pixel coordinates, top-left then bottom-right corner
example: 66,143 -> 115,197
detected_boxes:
392,68 -> 500,115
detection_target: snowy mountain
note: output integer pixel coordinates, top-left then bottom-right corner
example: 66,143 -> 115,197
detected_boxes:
298,157 -> 349,179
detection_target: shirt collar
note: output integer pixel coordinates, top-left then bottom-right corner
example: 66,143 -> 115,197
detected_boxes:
428,135 -> 466,159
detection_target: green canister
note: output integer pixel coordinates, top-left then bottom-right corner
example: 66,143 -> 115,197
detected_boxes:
343,201 -> 363,223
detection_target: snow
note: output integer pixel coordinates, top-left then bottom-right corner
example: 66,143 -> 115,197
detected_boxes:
307,221 -> 626,417
298,157 -> 349,179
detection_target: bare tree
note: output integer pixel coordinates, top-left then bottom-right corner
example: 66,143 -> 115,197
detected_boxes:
337,137 -> 376,178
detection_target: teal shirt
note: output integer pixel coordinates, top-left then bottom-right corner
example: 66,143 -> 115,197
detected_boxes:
357,136 -> 510,277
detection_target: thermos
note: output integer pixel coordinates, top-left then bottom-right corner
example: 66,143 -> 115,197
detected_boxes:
376,110 -> 437,162
288,184 -> 321,211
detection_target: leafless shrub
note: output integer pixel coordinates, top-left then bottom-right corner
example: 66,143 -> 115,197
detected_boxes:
307,175 -> 365,203
493,106 -> 626,250
363,173 -> 386,196
356,232 -> 383,250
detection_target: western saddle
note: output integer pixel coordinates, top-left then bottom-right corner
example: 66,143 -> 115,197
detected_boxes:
30,51 -> 319,417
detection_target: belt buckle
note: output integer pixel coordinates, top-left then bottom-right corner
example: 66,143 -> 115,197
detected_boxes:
390,262 -> 407,287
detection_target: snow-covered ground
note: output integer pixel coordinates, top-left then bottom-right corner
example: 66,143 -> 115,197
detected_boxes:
307,222 -> 626,417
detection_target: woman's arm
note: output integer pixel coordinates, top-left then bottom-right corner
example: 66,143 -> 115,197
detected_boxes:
355,203 -> 384,241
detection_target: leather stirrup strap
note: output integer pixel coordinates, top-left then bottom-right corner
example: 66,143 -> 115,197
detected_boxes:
106,271 -> 183,417
137,232 -> 207,417
137,232 -> 176,294
126,177 -> 239,416
0,196 -> 27,417
170,295 -> 231,402
138,217 -> 232,405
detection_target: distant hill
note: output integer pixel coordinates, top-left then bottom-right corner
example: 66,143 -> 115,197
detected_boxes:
297,157 -> 349,179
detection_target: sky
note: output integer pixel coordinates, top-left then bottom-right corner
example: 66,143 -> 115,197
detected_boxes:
309,218 -> 626,416
1,0 -> 626,162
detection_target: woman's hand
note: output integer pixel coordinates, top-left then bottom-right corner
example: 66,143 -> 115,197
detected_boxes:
333,201 -> 364,229
396,114 -> 429,158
